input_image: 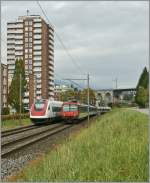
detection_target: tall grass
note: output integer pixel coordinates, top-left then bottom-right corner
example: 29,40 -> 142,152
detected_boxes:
1,118 -> 31,130
13,108 -> 148,182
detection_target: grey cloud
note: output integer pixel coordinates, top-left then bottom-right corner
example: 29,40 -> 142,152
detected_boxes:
1,1 -> 149,89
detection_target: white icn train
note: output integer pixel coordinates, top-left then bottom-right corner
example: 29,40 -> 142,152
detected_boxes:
30,98 -> 63,124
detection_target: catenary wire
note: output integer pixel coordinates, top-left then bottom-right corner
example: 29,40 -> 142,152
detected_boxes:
36,1 -> 86,74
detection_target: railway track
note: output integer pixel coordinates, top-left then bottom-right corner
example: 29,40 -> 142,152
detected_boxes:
1,114 -> 99,158
1,123 -> 72,157
1,125 -> 40,137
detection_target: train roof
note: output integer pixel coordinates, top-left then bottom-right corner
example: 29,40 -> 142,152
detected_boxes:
49,100 -> 63,105
63,101 -> 80,105
63,102 -> 96,108
34,99 -> 63,104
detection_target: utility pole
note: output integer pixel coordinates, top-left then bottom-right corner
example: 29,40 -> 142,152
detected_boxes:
87,73 -> 90,122
19,73 -> 22,123
27,9 -> 29,16
112,78 -> 118,104
115,78 -> 118,89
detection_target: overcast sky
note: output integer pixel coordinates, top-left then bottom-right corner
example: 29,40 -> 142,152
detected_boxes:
1,1 -> 149,90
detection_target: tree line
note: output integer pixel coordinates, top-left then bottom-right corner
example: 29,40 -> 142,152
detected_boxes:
56,88 -> 96,105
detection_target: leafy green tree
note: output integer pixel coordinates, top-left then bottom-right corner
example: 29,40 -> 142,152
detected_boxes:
135,67 -> 149,107
80,88 -> 96,105
136,67 -> 149,89
136,87 -> 147,108
58,88 -> 96,105
58,89 -> 74,101
2,107 -> 10,115
8,59 -> 27,113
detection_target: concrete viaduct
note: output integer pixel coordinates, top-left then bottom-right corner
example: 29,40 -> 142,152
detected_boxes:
95,88 -> 136,107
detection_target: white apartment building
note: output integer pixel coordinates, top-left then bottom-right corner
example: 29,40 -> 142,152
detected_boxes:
7,15 -> 54,108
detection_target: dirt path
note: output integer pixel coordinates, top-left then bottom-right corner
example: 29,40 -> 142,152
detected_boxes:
131,107 -> 149,115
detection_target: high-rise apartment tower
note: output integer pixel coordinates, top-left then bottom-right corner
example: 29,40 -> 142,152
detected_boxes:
7,15 -> 54,109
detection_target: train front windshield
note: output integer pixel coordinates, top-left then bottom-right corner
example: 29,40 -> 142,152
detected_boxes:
34,100 -> 46,111
63,104 -> 78,112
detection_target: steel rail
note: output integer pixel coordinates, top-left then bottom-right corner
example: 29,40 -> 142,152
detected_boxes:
1,114 -> 98,157
1,124 -> 40,137
2,123 -> 64,146
1,123 -> 72,157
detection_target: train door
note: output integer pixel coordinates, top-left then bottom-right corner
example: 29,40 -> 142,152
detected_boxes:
47,102 -> 54,119
52,103 -> 58,118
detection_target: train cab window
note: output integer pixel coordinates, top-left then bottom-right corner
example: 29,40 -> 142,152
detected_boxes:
34,100 -> 46,111
63,104 -> 78,111
70,105 -> 78,111
63,105 -> 70,111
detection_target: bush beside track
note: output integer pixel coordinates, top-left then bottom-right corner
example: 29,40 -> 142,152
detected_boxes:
9,108 -> 148,182
2,113 -> 29,121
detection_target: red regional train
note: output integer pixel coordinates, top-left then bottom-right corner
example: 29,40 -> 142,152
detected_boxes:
60,101 -> 97,122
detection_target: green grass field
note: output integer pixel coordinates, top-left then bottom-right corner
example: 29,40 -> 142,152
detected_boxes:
10,108 -> 148,182
1,118 -> 32,130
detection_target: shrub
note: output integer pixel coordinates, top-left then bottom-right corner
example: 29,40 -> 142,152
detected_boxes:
2,107 -> 10,115
1,113 -> 29,121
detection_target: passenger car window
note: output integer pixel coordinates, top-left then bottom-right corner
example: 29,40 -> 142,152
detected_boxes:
52,106 -> 61,112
